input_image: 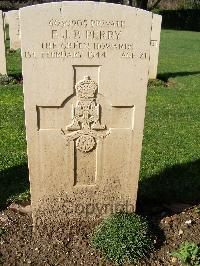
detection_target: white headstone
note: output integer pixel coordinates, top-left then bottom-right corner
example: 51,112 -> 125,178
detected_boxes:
5,10 -> 21,50
20,2 -> 152,227
149,14 -> 162,79
0,10 -> 7,75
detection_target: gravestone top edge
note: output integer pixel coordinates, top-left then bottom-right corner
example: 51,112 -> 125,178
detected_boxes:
152,13 -> 162,20
6,10 -> 19,14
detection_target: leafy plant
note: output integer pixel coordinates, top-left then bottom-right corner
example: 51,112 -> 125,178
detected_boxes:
171,242 -> 200,266
91,212 -> 154,265
0,74 -> 17,85
194,205 -> 200,214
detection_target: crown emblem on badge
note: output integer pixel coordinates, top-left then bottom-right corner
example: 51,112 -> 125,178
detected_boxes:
62,76 -> 109,153
76,76 -> 98,99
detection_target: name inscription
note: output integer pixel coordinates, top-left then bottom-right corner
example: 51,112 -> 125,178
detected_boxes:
23,19 -> 148,60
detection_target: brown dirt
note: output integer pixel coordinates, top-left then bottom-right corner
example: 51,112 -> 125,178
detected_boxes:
0,204 -> 200,266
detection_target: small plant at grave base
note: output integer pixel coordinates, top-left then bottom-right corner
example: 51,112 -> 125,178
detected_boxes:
148,79 -> 165,88
91,212 -> 154,265
8,190 -> 30,205
171,242 -> 200,266
194,205 -> 200,214
0,74 -> 18,85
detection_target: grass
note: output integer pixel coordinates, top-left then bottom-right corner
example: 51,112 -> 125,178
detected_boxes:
171,242 -> 200,266
6,49 -> 22,79
0,30 -> 200,208
0,83 -> 29,207
0,45 -> 29,208
139,30 -> 200,205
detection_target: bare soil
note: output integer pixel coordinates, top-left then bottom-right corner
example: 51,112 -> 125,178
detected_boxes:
0,204 -> 200,266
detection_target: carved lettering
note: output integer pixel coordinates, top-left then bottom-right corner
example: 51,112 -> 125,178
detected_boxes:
49,19 -> 125,28
24,51 -> 36,58
90,20 -> 125,28
41,51 -> 82,58
85,30 -> 122,40
22,18 -> 148,61
121,52 -> 135,59
150,40 -> 158,47
51,29 -> 58,39
88,51 -> 106,59
140,52 -> 148,59
74,30 -> 81,39
42,42 -> 57,49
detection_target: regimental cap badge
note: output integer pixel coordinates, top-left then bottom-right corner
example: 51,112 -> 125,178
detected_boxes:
75,76 -> 98,99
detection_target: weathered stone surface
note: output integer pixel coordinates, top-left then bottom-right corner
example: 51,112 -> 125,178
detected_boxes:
0,10 -> 7,75
5,10 -> 21,50
20,2 -> 152,226
149,14 -> 162,79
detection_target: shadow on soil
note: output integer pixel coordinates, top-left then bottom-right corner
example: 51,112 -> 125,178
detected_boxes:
1,159 -> 200,210
157,71 -> 200,82
0,164 -> 29,210
138,159 -> 200,208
